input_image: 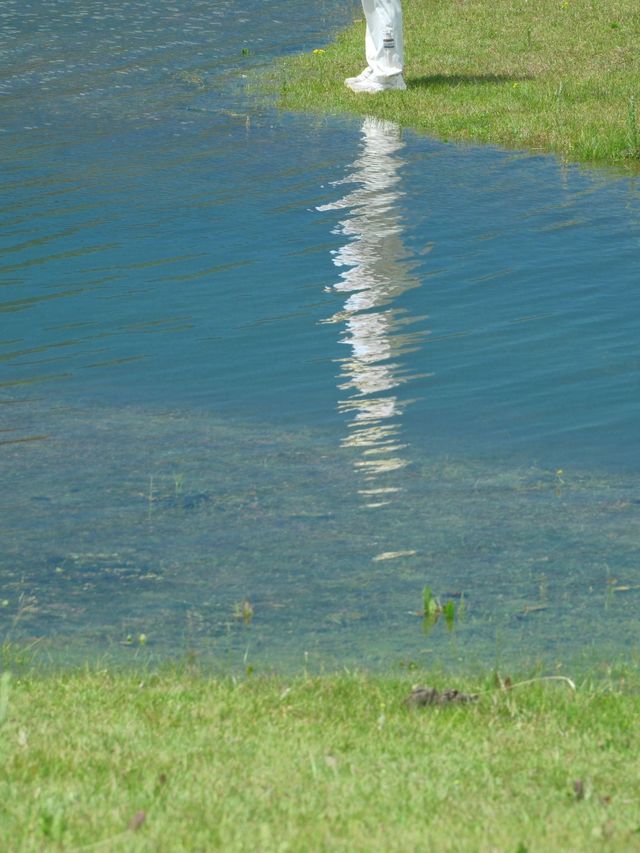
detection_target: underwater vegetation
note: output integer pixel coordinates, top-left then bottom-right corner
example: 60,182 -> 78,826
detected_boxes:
1,401 -> 639,671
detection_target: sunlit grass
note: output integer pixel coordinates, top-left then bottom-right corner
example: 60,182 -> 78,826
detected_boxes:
2,666 -> 640,849
272,0 -> 640,166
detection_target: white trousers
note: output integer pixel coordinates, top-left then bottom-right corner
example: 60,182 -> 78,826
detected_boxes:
361,0 -> 404,78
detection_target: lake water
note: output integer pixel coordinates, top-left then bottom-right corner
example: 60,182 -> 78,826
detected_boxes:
2,0 -> 640,673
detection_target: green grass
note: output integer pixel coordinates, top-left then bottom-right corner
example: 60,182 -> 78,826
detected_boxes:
2,666 -> 640,850
274,0 -> 640,167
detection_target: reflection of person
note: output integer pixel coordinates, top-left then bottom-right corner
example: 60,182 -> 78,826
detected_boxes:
346,0 -> 406,93
318,118 -> 424,504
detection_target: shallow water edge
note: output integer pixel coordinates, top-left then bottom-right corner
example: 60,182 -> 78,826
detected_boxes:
2,400 -> 639,674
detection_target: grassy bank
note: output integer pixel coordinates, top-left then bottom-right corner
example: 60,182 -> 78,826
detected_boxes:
2,668 -> 640,850
276,0 -> 640,166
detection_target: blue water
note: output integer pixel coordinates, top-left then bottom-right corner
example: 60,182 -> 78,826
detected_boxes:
2,1 -> 640,671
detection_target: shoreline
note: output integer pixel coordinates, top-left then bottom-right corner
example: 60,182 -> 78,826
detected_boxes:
273,0 -> 640,169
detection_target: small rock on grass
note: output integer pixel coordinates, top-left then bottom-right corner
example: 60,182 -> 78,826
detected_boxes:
403,686 -> 478,708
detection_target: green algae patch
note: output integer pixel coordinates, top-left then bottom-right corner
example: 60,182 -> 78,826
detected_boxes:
274,0 -> 640,168
1,668 -> 640,850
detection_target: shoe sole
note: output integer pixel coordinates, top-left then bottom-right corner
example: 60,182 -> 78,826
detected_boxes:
347,74 -> 406,93
347,82 -> 406,93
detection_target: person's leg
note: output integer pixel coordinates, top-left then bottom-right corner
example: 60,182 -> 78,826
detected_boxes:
362,0 -> 403,79
345,1 -> 376,85
346,0 -> 405,92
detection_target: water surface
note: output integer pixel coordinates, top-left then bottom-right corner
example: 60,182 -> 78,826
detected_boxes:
2,0 -> 640,672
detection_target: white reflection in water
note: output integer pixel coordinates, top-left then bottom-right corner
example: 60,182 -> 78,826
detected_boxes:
318,117 -> 428,506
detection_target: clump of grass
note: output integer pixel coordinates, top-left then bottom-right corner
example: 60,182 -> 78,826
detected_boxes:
626,94 -> 640,159
0,672 -> 10,725
272,0 -> 640,167
1,667 -> 640,849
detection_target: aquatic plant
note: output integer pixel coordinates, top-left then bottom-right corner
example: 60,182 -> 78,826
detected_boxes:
420,586 -> 458,636
233,600 -> 254,626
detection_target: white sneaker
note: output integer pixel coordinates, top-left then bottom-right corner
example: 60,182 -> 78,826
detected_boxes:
346,73 -> 406,94
344,67 -> 373,87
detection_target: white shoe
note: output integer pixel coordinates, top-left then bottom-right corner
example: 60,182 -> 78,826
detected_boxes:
344,67 -> 373,86
346,73 -> 406,94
